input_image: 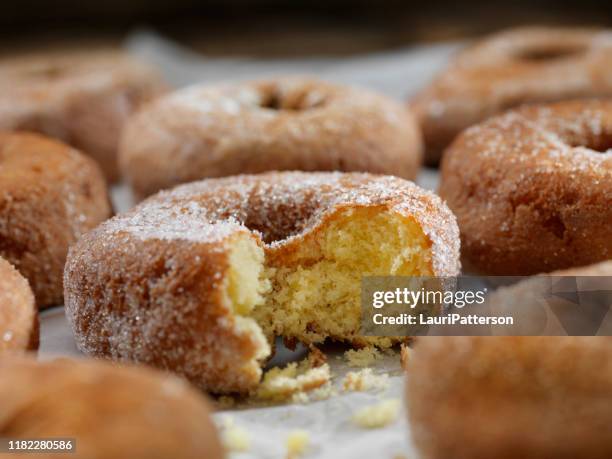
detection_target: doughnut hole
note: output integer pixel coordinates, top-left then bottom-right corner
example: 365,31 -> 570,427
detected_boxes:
258,84 -> 326,111
253,206 -> 434,348
514,44 -> 586,62
565,133 -> 612,153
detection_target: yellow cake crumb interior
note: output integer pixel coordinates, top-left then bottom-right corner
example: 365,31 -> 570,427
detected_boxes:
223,206 -> 434,364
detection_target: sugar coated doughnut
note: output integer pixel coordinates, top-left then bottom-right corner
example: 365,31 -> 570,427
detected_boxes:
0,257 -> 37,353
0,133 -> 112,307
439,99 -> 612,275
0,51 -> 165,181
119,77 -> 423,198
406,335 -> 612,459
411,27 -> 612,164
64,172 -> 460,393
0,356 -> 223,459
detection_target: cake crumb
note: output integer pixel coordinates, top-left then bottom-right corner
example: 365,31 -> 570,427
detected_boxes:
219,416 -> 250,452
400,344 -> 410,370
254,358 -> 331,402
344,347 -> 382,367
342,368 -> 389,392
285,429 -> 310,458
352,399 -> 401,429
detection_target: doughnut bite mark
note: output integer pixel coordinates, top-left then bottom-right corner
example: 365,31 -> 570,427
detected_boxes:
0,51 -> 165,181
119,77 -> 423,199
0,356 -> 223,459
406,336 -> 612,459
0,257 -> 38,353
64,172 -> 460,393
0,133 -> 112,307
411,27 -> 612,164
439,99 -> 612,275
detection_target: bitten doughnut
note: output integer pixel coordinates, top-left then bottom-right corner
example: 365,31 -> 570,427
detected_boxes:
0,133 -> 112,307
0,356 -> 223,459
0,257 -> 38,353
0,51 -> 165,181
65,172 -> 460,393
439,100 -> 612,275
406,336 -> 612,459
119,77 -> 423,198
411,27 -> 612,164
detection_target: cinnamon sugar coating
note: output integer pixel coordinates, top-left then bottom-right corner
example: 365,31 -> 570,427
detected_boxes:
64,172 -> 460,393
0,51 -> 165,181
0,356 -> 223,459
0,257 -> 38,353
119,77 -> 423,198
0,133 -> 112,307
439,99 -> 612,275
406,335 -> 612,459
411,27 -> 612,164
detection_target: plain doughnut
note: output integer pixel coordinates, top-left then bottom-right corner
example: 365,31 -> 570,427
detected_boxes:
119,77 -> 423,198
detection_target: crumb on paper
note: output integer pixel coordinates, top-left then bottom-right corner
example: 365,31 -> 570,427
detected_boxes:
285,429 -> 310,458
344,347 -> 382,367
352,399 -> 401,429
400,344 -> 410,370
307,344 -> 327,367
342,368 -> 389,392
219,416 -> 250,452
254,357 -> 331,402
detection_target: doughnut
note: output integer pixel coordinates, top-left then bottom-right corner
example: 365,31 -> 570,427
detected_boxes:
0,356 -> 223,459
0,257 -> 38,353
0,51 -> 165,181
406,335 -> 612,459
64,171 -> 460,393
438,99 -> 612,275
411,26 -> 612,164
0,132 -> 112,307
119,77 -> 423,199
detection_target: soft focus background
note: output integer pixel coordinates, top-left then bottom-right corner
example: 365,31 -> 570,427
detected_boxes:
1,0 -> 611,58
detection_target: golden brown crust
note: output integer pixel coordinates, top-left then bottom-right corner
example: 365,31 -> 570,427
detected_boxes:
64,172 -> 460,393
0,133 -> 112,307
0,51 -> 166,181
0,356 -> 223,459
0,257 -> 38,353
406,336 -> 612,459
439,99 -> 612,275
119,77 -> 423,198
411,27 -> 612,164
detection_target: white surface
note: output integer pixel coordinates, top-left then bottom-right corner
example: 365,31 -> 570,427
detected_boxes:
40,31 -> 458,459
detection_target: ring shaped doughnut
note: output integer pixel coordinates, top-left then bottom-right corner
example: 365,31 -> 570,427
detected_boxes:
119,77 -> 423,199
0,51 -> 165,181
65,172 -> 460,393
0,356 -> 223,459
439,99 -> 612,275
411,27 -> 612,164
0,133 -> 112,307
406,333 -> 612,459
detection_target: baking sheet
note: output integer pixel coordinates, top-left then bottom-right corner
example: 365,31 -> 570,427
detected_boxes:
40,30 -> 457,459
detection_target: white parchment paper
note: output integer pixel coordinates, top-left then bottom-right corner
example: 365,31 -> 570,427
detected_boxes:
39,30 -> 459,458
